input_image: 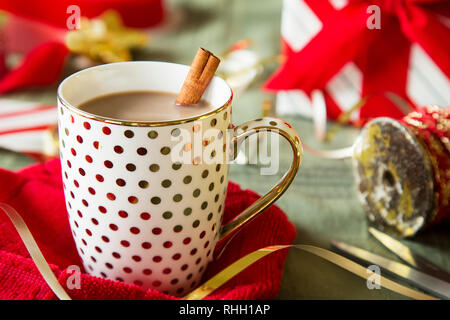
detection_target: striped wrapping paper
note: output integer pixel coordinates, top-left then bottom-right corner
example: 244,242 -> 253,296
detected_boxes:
0,99 -> 57,159
276,0 -> 450,122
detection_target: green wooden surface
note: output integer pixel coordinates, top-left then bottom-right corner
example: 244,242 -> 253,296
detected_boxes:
0,0 -> 449,299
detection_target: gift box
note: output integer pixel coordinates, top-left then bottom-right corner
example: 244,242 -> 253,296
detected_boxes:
266,0 -> 450,125
0,99 -> 57,159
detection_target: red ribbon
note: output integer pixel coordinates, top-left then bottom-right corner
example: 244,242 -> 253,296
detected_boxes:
0,0 -> 165,94
265,0 -> 450,121
0,0 -> 165,28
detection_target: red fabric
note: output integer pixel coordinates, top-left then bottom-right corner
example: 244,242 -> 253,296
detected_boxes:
265,0 -> 450,124
0,159 -> 296,300
0,0 -> 165,29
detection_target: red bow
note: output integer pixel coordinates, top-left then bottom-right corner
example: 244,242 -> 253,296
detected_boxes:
265,0 -> 450,119
0,0 -> 164,94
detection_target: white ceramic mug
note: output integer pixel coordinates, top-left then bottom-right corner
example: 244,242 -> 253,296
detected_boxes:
57,61 -> 302,296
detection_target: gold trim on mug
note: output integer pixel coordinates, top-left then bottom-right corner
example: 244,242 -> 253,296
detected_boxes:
57,61 -> 233,127
57,95 -> 233,127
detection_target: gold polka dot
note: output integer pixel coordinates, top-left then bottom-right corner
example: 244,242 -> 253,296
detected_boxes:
172,162 -> 182,170
149,164 -> 160,172
171,128 -> 181,137
138,180 -> 149,188
148,130 -> 158,139
161,147 -> 171,155
161,180 -> 171,188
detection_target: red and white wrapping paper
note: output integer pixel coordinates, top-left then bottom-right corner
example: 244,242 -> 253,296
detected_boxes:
0,99 -> 57,158
269,0 -> 450,124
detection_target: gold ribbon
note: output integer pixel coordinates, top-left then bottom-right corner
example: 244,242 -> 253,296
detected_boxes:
0,203 -> 437,300
0,203 -> 71,300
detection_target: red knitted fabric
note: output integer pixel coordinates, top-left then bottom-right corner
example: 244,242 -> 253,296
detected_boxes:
0,159 -> 296,300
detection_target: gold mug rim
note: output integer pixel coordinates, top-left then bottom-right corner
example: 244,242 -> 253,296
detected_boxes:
57,61 -> 233,127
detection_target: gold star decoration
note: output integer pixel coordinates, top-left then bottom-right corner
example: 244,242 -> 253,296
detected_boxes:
65,10 -> 149,63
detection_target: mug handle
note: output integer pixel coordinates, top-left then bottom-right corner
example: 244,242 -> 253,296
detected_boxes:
219,117 -> 303,241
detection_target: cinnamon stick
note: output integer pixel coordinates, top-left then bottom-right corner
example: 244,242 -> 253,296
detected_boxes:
176,48 -> 220,106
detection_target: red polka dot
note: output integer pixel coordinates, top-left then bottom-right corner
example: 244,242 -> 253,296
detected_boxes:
190,248 -> 197,255
118,210 -> 128,218
109,223 -> 118,231
95,246 -> 102,253
102,127 -> 111,135
195,258 -> 201,265
91,218 -> 99,225
77,210 -> 83,218
143,268 -> 152,275
181,264 -> 188,271
98,206 -> 107,213
88,187 -> 96,195
163,268 -> 171,274
163,241 -> 172,248
85,155 -> 93,163
137,147 -> 147,155
172,253 -> 181,260
130,227 -> 140,234
71,148 -> 77,156
81,239 -> 87,246
101,236 -> 110,242
70,115 -> 75,123
132,255 -> 141,262
199,231 -> 206,239
104,160 -> 113,168
152,280 -> 161,287
112,252 -> 121,259
142,242 -> 152,249
85,229 -> 92,236
183,237 -> 191,245
90,256 -> 96,262
170,279 -> 179,285
96,174 -> 104,182
82,199 -> 89,207
120,240 -> 130,247
76,135 -> 83,143
67,160 -> 72,168
177,288 -> 184,294
133,280 -> 143,286
73,180 -> 79,188
128,196 -> 138,204
140,212 -> 150,220
79,168 -> 86,176
152,227 -> 162,235
107,193 -> 116,200
123,267 -> 132,273
114,145 -> 123,153
105,263 -> 113,269
152,256 -> 162,263
204,241 -> 210,248
116,179 -> 126,187
83,122 -> 91,130
70,191 -> 75,199
187,273 -> 193,280
93,141 -> 100,149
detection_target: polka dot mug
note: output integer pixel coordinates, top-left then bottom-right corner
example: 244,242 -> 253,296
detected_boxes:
57,61 -> 302,296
